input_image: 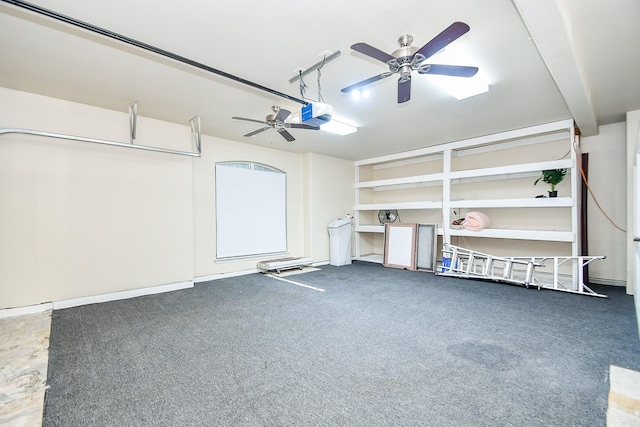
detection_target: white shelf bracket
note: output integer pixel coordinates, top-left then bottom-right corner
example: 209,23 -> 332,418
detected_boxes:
190,115 -> 202,155
129,101 -> 137,144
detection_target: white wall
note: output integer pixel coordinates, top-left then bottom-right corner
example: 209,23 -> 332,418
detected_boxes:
191,141 -> 355,279
0,88 -> 356,308
2,85 -> 627,309
191,135 -> 305,278
625,110 -> 639,336
0,88 -> 194,308
581,122 -> 628,285
303,153 -> 355,262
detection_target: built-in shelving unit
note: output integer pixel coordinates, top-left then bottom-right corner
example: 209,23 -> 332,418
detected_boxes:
353,119 -> 580,268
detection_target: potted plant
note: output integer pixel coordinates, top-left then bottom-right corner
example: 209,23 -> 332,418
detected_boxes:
534,168 -> 567,197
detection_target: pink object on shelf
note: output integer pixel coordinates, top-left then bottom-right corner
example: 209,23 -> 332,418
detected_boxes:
462,211 -> 490,231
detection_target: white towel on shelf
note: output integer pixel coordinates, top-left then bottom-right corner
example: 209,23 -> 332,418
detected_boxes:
463,211 -> 490,231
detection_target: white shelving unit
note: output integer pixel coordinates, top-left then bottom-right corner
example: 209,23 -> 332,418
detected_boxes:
353,119 -> 581,269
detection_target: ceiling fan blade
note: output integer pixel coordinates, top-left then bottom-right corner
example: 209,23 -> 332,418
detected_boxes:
278,129 -> 295,142
414,22 -> 470,61
274,108 -> 291,123
232,117 -> 268,125
341,72 -> 393,93
351,42 -> 395,63
288,123 -> 321,130
398,76 -> 411,103
418,64 -> 479,77
244,127 -> 271,137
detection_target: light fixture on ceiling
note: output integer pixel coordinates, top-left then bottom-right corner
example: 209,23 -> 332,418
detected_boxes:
289,112 -> 357,136
427,45 -> 489,100
351,89 -> 371,101
320,119 -> 358,136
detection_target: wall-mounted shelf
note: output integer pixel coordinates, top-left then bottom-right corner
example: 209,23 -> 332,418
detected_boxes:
355,173 -> 444,189
449,159 -> 572,180
353,119 -> 581,272
355,225 -> 385,233
445,228 -> 574,242
448,197 -> 573,209
355,201 -> 442,210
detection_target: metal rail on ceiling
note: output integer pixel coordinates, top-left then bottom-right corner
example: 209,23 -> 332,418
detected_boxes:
1,0 -> 308,106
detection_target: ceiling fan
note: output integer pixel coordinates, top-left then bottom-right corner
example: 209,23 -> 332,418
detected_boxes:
341,22 -> 479,103
232,106 -> 320,142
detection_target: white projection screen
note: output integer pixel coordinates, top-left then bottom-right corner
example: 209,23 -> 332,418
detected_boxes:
216,164 -> 287,259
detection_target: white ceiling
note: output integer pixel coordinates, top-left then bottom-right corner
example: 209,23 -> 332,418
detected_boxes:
1,0 -> 639,160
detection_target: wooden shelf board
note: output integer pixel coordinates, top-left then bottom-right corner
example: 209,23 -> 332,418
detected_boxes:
450,159 -> 573,180
355,225 -> 385,233
446,228 -> 574,242
355,201 -> 442,210
354,254 -> 384,264
355,173 -> 443,189
448,197 -> 573,208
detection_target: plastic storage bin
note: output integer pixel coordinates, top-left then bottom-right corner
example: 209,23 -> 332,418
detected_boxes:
327,217 -> 352,266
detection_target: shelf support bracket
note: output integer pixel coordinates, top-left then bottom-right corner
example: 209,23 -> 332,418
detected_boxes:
190,115 -> 202,155
129,101 -> 137,144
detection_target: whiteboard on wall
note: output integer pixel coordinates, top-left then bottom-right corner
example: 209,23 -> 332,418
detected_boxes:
215,164 -> 287,259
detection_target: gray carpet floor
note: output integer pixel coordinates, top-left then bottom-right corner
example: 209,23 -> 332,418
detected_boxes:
44,262 -> 640,426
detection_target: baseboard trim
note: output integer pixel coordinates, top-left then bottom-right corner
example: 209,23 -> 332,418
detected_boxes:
195,259 -> 327,284
0,264 -> 622,315
53,281 -> 194,310
588,278 -> 626,287
312,261 -> 330,267
0,302 -> 53,319
194,269 -> 259,283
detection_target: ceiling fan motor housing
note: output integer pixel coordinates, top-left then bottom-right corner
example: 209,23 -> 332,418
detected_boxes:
392,34 -> 419,61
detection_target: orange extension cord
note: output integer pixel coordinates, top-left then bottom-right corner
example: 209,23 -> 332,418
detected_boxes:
573,141 -> 627,233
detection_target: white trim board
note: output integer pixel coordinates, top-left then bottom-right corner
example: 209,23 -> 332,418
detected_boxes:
194,269 -> 259,283
2,266 -> 332,317
589,278 -> 626,287
0,302 -> 53,319
196,262 -> 329,284
1,280 -> 193,316
53,281 -> 193,310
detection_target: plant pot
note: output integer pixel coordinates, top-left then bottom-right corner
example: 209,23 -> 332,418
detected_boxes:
548,191 -> 558,198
